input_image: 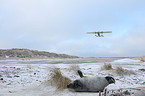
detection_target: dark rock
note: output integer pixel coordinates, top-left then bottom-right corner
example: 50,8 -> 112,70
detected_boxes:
2,81 -> 6,83
7,76 -> 12,78
17,68 -> 21,70
142,82 -> 145,85
0,78 -> 3,80
10,67 -> 15,69
14,75 -> 20,77
7,83 -> 11,85
123,90 -> 130,95
139,69 -> 145,71
111,93 -> 124,96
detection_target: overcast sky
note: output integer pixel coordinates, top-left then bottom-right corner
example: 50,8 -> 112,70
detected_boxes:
0,0 -> 145,57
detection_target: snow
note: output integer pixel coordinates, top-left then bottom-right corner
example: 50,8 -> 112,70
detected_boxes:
113,58 -> 140,64
0,58 -> 145,96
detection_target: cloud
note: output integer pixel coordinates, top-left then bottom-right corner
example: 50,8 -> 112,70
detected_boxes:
107,23 -> 145,57
0,0 -> 145,57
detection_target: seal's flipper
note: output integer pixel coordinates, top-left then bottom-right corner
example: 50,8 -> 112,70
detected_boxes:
78,70 -> 84,78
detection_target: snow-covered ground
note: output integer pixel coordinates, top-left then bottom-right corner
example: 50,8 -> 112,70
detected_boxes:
0,58 -> 145,96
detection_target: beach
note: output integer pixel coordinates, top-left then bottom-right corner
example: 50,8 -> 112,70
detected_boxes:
0,58 -> 145,96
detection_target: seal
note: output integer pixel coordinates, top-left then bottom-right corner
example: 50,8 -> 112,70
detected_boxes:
67,70 -> 115,92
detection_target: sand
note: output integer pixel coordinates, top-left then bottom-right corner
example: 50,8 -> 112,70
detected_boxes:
0,58 -> 145,96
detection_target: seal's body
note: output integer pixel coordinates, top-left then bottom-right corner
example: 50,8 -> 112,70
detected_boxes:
67,70 -> 115,92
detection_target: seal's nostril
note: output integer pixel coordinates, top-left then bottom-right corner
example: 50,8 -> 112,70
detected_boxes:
67,83 -> 73,88
67,84 -> 70,88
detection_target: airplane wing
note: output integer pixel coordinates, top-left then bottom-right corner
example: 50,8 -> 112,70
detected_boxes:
86,32 -> 99,34
87,31 -> 112,34
100,31 -> 112,33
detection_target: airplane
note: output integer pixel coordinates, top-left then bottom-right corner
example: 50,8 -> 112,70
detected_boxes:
87,31 -> 112,37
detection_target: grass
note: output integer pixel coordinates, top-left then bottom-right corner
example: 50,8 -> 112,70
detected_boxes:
68,64 -> 80,74
26,65 -> 32,69
101,63 -> 113,70
115,66 -> 135,76
100,63 -> 136,76
140,57 -> 145,62
49,68 -> 72,90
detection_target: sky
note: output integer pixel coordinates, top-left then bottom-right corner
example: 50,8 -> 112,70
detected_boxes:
0,0 -> 145,57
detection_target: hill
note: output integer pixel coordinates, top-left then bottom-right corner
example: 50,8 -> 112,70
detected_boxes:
0,48 -> 79,59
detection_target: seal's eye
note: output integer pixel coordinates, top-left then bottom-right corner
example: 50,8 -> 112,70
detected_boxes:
74,80 -> 82,88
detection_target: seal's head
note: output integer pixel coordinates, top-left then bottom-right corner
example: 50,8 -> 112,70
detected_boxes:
67,80 -> 83,91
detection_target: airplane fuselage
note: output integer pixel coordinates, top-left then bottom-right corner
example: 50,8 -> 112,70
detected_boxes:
87,31 -> 112,37
95,32 -> 103,37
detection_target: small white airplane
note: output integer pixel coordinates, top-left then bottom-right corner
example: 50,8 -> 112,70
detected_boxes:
87,31 -> 112,37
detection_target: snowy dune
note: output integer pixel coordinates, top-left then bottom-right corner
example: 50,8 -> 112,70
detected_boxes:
0,58 -> 145,96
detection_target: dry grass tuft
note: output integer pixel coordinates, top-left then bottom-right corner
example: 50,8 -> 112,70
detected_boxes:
69,64 -> 80,74
115,66 -> 135,76
140,57 -> 145,62
49,68 -> 72,90
101,63 -> 113,70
